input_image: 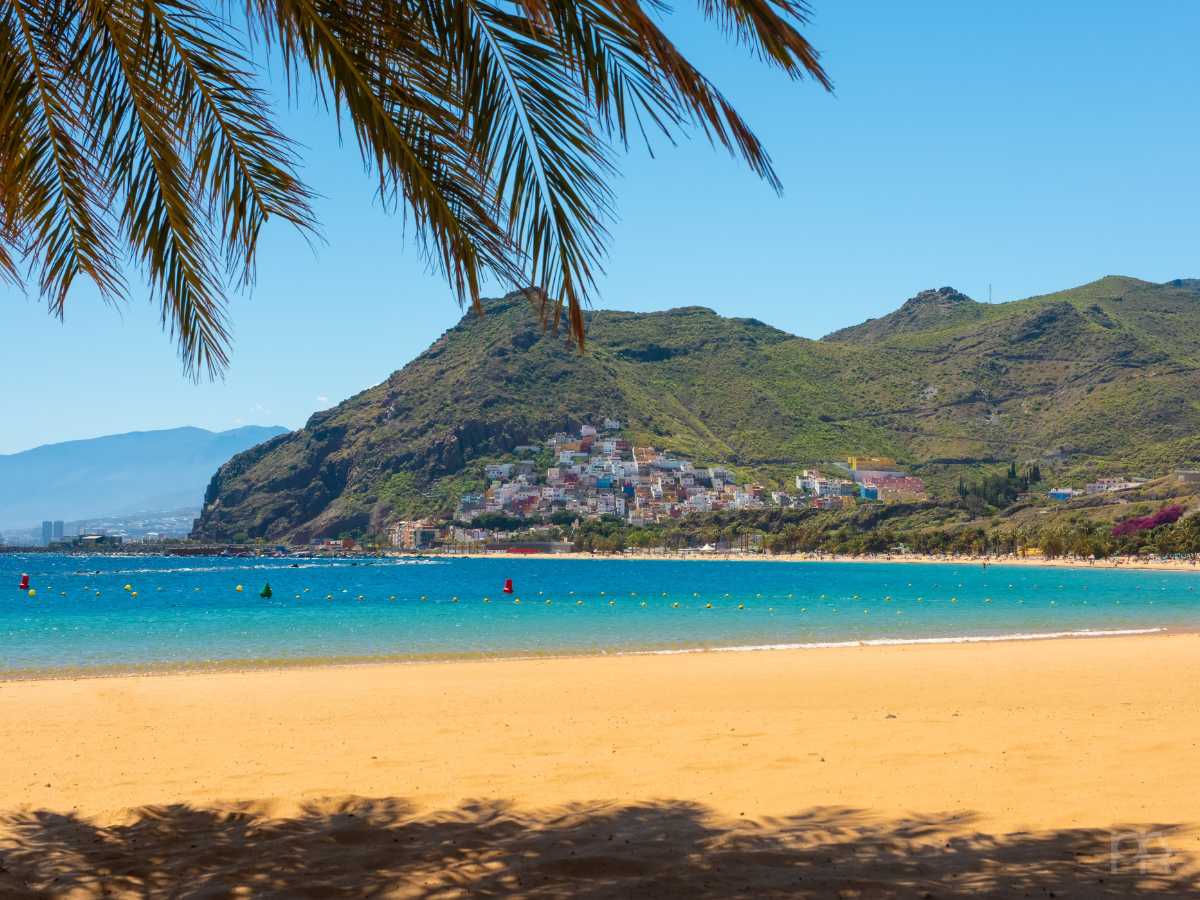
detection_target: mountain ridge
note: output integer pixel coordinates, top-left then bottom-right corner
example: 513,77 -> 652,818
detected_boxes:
0,425 -> 287,530
193,277 -> 1200,543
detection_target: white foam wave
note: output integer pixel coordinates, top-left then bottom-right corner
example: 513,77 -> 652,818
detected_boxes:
642,627 -> 1167,655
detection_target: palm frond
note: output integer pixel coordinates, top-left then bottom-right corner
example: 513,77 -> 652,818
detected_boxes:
2,0 -> 124,310
2,0 -> 830,367
245,0 -> 524,307
425,0 -> 616,342
81,0 -> 233,376
143,0 -> 317,287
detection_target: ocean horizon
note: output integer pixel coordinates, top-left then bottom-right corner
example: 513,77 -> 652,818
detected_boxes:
2,554 -> 1197,674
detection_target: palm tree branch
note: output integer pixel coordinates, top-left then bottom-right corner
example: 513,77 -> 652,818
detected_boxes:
8,0 -> 123,312
85,0 -> 230,377
447,0 -> 614,343
246,0 -> 522,304
144,0 -> 317,286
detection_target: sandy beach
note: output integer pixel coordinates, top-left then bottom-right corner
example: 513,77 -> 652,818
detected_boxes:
1,632 -> 1198,896
422,549 -> 1200,573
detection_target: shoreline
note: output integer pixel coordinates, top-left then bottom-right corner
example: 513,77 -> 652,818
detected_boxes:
413,549 -> 1200,572
0,622 -> 1180,684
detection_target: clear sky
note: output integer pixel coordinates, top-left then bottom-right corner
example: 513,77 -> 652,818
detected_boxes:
2,0 -> 1197,454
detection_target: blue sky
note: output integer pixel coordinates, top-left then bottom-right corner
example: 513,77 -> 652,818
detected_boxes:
2,0 -> 1197,453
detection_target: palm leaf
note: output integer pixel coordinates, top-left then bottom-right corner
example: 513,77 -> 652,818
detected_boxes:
1,0 -> 831,371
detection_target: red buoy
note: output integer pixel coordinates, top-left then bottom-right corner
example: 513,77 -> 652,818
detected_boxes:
18,573 -> 30,591
502,578 -> 514,594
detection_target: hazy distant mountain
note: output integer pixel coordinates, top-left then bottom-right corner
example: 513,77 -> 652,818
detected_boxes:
0,426 -> 288,530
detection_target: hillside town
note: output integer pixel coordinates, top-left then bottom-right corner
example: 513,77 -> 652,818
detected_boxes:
388,420 -> 931,548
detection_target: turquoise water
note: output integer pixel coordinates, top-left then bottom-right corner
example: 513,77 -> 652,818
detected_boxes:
1,554 -> 1198,672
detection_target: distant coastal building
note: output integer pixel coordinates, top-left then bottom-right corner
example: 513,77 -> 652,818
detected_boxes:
76,534 -> 123,547
53,520 -> 64,541
1048,487 -> 1079,501
390,520 -> 440,550
1084,478 -> 1147,495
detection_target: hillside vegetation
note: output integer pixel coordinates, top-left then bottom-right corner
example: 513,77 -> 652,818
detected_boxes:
193,276 -> 1200,543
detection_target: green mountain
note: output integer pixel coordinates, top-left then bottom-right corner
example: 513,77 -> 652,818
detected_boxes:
192,276 -> 1200,543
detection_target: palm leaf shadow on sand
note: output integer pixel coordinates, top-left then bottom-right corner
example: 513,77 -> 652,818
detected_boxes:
0,797 -> 1195,898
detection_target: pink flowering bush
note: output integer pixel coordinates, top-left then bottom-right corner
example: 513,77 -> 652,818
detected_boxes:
1111,505 -> 1185,538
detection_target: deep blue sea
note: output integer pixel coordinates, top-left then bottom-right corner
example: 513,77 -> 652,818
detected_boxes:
1,554 -> 1198,673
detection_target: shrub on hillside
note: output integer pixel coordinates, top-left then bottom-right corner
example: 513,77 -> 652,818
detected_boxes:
1111,505 -> 1185,538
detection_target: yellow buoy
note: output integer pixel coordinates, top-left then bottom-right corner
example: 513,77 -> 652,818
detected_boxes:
27,589 -> 36,598
123,583 -> 132,592
608,599 -> 615,606
131,591 -> 138,598
705,602 -> 713,609
640,601 -> 647,607
672,601 -> 680,608
236,584 -> 244,592
546,599 -> 552,605
737,602 -> 745,610
514,598 -> 521,604
576,599 -> 583,605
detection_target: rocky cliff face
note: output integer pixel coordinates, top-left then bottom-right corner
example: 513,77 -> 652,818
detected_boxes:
193,277 -> 1200,542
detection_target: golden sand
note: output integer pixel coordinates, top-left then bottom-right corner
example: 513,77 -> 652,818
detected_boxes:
2,634 -> 1198,896
414,549 -> 1200,573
